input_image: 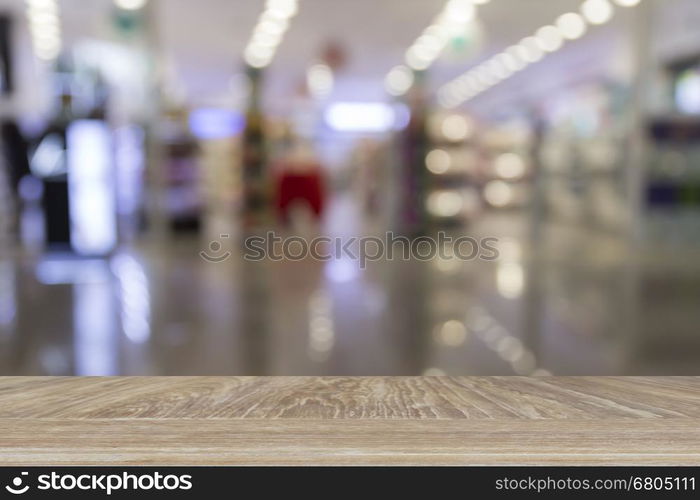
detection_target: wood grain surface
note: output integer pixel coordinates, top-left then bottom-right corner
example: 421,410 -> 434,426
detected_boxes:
0,377 -> 698,465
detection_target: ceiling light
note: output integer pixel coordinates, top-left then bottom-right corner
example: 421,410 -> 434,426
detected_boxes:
266,0 -> 298,18
26,0 -> 56,7
581,0 -> 614,25
405,47 -> 431,70
30,23 -> 59,38
437,90 -> 458,109
244,45 -> 274,68
485,59 -> 507,80
387,0 -> 489,85
555,12 -> 587,40
307,64 -> 334,99
535,25 -> 564,52
27,10 -> 58,25
114,0 -> 148,10
424,24 -> 450,43
385,65 -> 414,96
34,34 -> 59,47
436,0 -> 643,108
475,66 -> 496,87
519,37 -> 544,63
25,0 -> 62,62
416,34 -> 444,53
504,46 -> 528,70
457,75 -> 478,93
243,0 -> 298,68
444,0 -> 475,24
325,102 -> 396,133
496,52 -> 520,73
256,19 -> 288,36
252,31 -> 282,47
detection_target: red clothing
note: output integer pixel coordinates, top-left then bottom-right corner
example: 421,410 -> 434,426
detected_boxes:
275,165 -> 325,221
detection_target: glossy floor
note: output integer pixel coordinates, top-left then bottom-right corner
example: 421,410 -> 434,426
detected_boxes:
1,193 -> 700,375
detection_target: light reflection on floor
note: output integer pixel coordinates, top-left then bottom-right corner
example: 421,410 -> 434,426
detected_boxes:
1,193 -> 700,376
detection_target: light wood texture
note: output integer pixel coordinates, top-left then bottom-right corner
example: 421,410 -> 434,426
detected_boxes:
0,377 -> 699,465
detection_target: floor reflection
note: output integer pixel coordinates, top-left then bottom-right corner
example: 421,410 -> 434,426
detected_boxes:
2,193 -> 700,376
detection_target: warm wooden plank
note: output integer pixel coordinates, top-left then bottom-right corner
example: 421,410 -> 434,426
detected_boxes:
0,377 -> 699,465
1,377 -> 699,419
1,419 -> 699,466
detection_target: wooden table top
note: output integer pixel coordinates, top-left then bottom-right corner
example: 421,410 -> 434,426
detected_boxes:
1,377 -> 699,465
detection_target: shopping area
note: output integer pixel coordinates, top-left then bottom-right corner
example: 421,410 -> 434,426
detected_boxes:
0,0 -> 699,376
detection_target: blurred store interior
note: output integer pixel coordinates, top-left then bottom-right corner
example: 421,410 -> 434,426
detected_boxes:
1,0 -> 700,375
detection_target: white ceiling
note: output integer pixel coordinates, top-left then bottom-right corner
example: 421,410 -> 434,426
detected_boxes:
3,0 -> 699,117
150,0 -> 590,107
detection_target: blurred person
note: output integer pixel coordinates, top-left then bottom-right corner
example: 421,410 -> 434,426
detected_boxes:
1,119 -> 31,238
273,136 -> 326,226
33,92 -> 73,248
0,119 -> 30,191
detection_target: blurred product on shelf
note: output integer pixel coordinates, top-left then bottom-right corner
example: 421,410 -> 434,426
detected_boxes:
241,66 -> 269,229
480,119 -> 533,211
424,112 -> 481,224
158,107 -> 202,232
538,82 -> 629,231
